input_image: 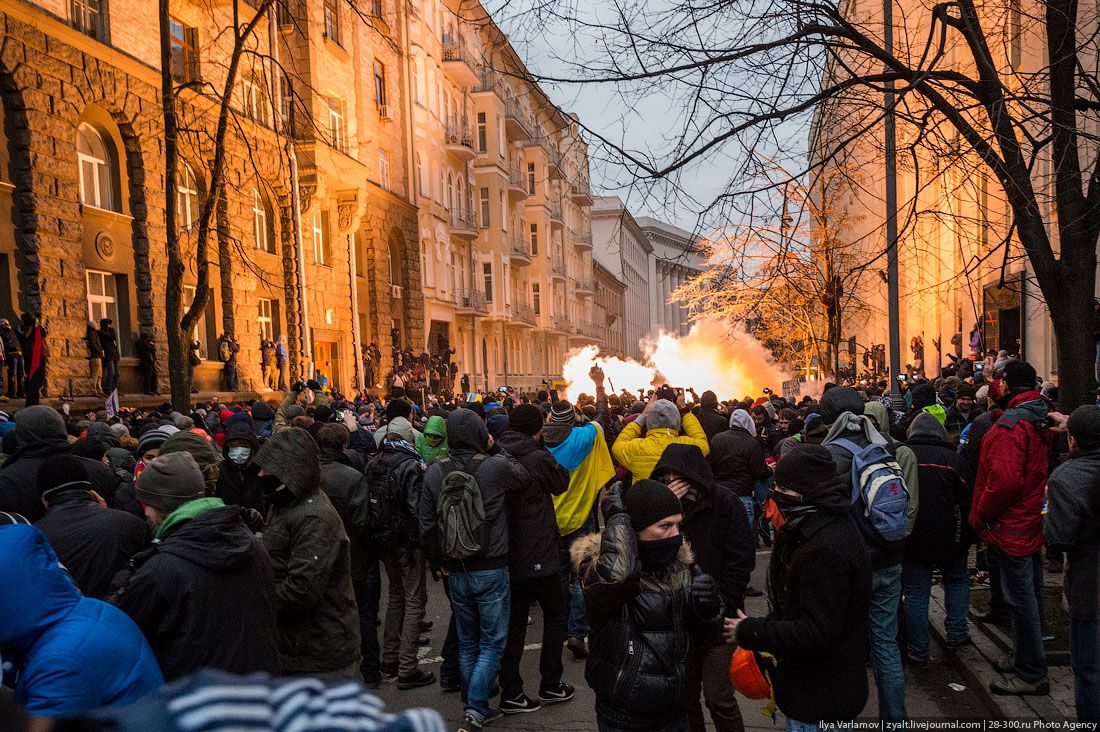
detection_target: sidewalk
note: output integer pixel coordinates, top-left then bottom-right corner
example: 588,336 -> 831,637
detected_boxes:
927,582 -> 1076,718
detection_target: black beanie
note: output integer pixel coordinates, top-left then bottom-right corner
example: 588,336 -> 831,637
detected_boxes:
386,400 -> 413,421
910,382 -> 937,409
510,404 -> 544,436
624,479 -> 683,533
38,454 -> 92,501
773,444 -> 836,497
1068,405 -> 1100,439
1004,361 -> 1038,390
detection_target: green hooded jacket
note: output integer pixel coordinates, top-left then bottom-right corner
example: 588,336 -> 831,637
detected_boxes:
415,415 -> 449,465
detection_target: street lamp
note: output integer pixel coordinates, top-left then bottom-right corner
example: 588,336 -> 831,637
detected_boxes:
884,0 -> 904,409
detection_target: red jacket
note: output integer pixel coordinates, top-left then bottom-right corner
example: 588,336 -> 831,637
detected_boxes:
970,391 -> 1055,556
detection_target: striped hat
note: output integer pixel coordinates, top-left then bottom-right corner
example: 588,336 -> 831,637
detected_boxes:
550,400 -> 575,424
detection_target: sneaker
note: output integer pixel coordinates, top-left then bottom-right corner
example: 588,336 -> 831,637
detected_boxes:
537,682 -> 575,704
418,635 -> 431,647
744,586 -> 764,598
906,654 -> 929,668
397,669 -> 436,690
500,693 -> 542,714
458,712 -> 482,732
990,675 -> 1049,696
974,570 -> 990,584
419,620 -> 434,632
567,636 -> 588,660
440,676 -> 461,693
482,707 -> 504,725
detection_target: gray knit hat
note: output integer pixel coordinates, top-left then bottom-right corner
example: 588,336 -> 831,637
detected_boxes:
135,451 -> 205,512
647,399 -> 681,430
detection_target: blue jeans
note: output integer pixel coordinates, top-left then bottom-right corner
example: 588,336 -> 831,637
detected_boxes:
902,552 -> 971,659
787,720 -> 825,732
740,496 -> 755,526
104,359 -> 119,394
869,564 -> 907,721
449,567 -> 510,721
1070,619 -> 1100,722
991,546 -> 1046,682
560,504 -> 598,639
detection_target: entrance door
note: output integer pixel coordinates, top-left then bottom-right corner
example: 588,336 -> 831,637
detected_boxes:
315,341 -> 339,390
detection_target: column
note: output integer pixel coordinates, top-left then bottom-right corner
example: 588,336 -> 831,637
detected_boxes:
664,266 -> 676,334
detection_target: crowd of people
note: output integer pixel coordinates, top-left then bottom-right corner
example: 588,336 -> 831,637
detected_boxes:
0,354 -> 1097,732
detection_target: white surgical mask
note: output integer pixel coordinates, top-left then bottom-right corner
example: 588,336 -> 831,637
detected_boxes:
227,446 -> 251,465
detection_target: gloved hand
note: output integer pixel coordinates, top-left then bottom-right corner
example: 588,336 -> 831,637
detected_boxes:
689,570 -> 721,619
242,508 -> 265,534
600,481 -> 626,521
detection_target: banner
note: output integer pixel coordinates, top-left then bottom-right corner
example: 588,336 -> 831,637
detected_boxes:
782,378 -> 801,399
105,389 -> 119,418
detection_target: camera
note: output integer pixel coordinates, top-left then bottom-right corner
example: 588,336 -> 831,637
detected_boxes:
763,388 -> 772,394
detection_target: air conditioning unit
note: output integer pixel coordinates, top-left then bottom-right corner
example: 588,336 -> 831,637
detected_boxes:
390,284 -> 402,299
378,105 -> 392,121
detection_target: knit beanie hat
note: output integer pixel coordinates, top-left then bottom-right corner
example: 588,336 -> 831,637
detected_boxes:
509,404 -> 544,436
135,451 -> 205,511
1004,361 -> 1038,390
1068,405 -> 1100,439
624,479 -> 684,533
138,427 -> 171,456
773,444 -> 836,496
910,382 -> 937,409
158,430 -> 222,473
38,454 -> 92,501
955,382 -> 976,399
14,405 -> 67,447
818,386 -> 864,424
285,404 -> 306,420
550,400 -> 575,425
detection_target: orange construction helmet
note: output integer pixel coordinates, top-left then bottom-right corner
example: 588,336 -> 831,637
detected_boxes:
729,647 -> 772,700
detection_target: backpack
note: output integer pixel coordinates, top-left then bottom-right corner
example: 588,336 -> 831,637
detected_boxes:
218,339 -> 232,362
363,454 -> 410,549
827,437 -> 910,550
435,455 -> 489,561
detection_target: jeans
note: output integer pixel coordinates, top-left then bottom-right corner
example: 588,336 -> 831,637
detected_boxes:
902,552 -> 971,659
440,574 -> 460,686
1070,619 -> 1100,722
6,353 -> 24,397
740,496 -> 755,527
991,546 -> 1047,682
277,360 -> 288,390
103,358 -> 118,394
380,548 -> 428,676
787,720 -> 826,732
560,503 -> 598,639
449,567 -> 510,721
685,642 -> 744,732
599,717 -> 689,732
980,544 -> 1011,620
352,560 -> 382,681
869,564 -> 907,721
500,572 -> 567,698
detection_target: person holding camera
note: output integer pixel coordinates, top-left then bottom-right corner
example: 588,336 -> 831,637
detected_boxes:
272,379 -> 326,434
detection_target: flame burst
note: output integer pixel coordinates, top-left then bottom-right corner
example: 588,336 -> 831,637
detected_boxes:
561,319 -> 790,403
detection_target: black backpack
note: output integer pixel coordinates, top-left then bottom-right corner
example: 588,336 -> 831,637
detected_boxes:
363,453 -> 411,549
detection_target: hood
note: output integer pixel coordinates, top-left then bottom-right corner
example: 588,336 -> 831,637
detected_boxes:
416,415 -> 449,463
647,399 -> 681,430
908,411 -> 948,441
253,427 -> 319,497
495,429 -> 540,459
910,382 -> 937,409
159,430 -> 222,473
0,525 -> 80,651
729,410 -> 755,432
863,401 -> 892,440
823,411 -> 886,446
819,386 -> 864,424
651,443 -> 715,494
447,409 -> 489,453
156,503 -> 259,571
15,405 -> 67,447
85,421 -> 120,448
797,473 -> 853,517
382,416 -> 415,444
221,418 -> 259,457
486,414 -> 510,439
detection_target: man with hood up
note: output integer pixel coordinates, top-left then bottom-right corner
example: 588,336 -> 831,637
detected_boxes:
612,398 -> 710,483
99,317 -> 120,395
0,524 -> 163,719
416,414 -> 449,465
0,318 -> 23,398
110,451 -> 279,681
652,444 -> 754,732
891,381 -> 946,441
216,414 -> 265,513
709,410 -> 771,528
692,390 -> 729,442
254,426 -> 361,678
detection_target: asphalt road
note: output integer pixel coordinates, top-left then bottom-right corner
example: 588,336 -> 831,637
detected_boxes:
372,548 -> 989,729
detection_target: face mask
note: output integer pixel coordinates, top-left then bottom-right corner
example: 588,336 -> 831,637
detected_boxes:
227,446 -> 251,465
769,488 -> 804,514
637,533 -> 683,569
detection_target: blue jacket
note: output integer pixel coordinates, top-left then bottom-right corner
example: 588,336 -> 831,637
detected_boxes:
0,525 -> 163,716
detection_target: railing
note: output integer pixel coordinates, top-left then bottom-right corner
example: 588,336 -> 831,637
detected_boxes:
509,165 -> 526,189
578,321 -> 601,338
441,37 -> 468,64
553,314 -> 573,332
474,69 -> 503,94
571,182 -> 592,198
505,98 -> 533,132
549,205 -> 563,223
509,234 -> 531,259
450,209 -> 477,231
552,256 -> 566,276
445,118 -> 474,150
513,300 -> 536,324
575,276 -> 594,292
457,288 -> 488,312
573,229 -> 592,246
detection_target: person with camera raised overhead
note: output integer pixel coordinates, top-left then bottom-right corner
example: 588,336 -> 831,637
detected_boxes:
272,378 -> 327,434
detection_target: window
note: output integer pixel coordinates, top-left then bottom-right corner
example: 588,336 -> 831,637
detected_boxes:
323,0 -> 341,44
533,283 -> 540,315
258,298 -> 274,341
483,262 -> 493,302
378,149 -> 391,191
415,153 -> 425,197
312,211 -> 331,266
1010,0 -> 1022,69
77,123 -> 114,211
182,285 -> 208,359
169,18 -> 199,84
371,0 -> 382,16
328,97 -> 346,152
253,188 -> 275,253
497,117 -> 505,156
479,187 -> 490,228
243,78 -> 269,126
529,223 -> 538,255
447,174 -> 454,210
70,0 -> 101,40
277,0 -> 293,25
500,193 -> 507,231
411,59 -> 420,105
527,162 -> 536,194
86,270 -> 119,326
177,163 -> 198,231
374,60 -> 387,107
477,112 -> 487,153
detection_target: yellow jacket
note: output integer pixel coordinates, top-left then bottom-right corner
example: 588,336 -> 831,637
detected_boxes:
612,412 -> 710,483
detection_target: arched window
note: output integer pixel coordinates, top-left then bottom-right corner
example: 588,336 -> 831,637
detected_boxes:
77,123 -> 115,211
447,173 -> 454,210
456,178 -> 465,216
252,188 -> 274,253
415,153 -> 425,197
176,163 -> 198,231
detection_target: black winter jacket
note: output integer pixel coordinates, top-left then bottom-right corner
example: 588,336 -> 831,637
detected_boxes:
0,439 -> 121,521
736,475 -> 872,725
360,441 -> 424,560
903,435 -> 973,563
959,410 -> 998,488
574,487 -> 720,731
34,492 -> 149,600
216,421 -> 265,514
495,429 -> 569,579
111,504 -> 280,681
652,444 -> 754,616
99,326 -> 120,361
692,406 -> 729,443
708,426 -> 770,498
1045,448 -> 1100,621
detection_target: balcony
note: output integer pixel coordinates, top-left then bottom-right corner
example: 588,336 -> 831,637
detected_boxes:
551,256 -> 566,281
575,276 -> 595,296
579,320 -> 602,339
441,37 -> 479,87
473,69 -> 503,97
445,119 -> 475,161
456,288 -> 488,314
508,165 -> 529,201
548,148 -> 565,180
449,209 -> 479,240
508,234 -> 532,265
549,205 -> 564,232
572,228 -> 593,251
553,314 -> 573,333
512,300 -> 536,325
504,99 -> 532,142
570,180 -> 594,206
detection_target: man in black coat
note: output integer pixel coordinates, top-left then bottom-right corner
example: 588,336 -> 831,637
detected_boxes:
728,444 -> 872,726
653,443 -> 754,732
691,390 -> 729,442
495,405 -> 573,713
110,451 -> 280,681
216,415 -> 265,514
34,455 -> 148,600
0,406 -> 121,521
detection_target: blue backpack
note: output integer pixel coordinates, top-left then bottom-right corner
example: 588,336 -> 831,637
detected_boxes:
828,438 -> 910,549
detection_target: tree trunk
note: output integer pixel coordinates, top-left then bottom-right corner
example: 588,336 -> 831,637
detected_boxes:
1045,252 -> 1097,413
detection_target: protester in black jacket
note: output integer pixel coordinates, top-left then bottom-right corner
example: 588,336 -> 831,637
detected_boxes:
708,410 -> 770,524
34,455 -> 148,600
111,451 -> 280,681
216,416 -> 265,514
574,480 -> 722,732
652,444 -> 753,732
692,391 -> 729,443
99,318 -> 120,395
495,405 -> 573,713
729,444 -> 872,726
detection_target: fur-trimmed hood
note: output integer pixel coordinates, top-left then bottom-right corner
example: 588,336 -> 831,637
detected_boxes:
570,531 -> 695,571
